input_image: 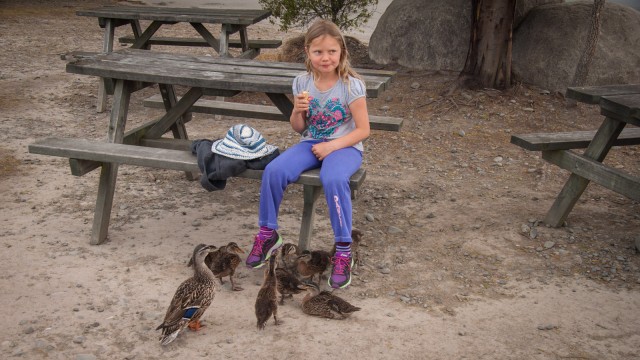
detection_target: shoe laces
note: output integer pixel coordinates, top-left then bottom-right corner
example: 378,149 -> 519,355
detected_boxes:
250,236 -> 266,256
332,254 -> 350,275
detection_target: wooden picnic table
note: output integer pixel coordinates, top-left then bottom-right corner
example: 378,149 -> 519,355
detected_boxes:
77,5 -> 277,112
511,84 -> 640,227
29,49 -> 398,246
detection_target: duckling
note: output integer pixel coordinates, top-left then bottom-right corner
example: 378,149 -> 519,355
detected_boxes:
188,242 -> 245,291
280,242 -> 301,272
275,266 -> 305,305
210,242 -> 245,291
254,255 -> 279,330
331,228 -> 364,268
157,244 -> 217,345
299,282 -> 361,320
296,249 -> 331,283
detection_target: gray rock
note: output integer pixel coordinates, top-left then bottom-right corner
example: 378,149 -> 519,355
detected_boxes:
76,355 -> 97,360
513,2 -> 640,92
365,213 -> 375,222
537,324 -> 558,330
369,0 -> 470,71
388,226 -> 403,234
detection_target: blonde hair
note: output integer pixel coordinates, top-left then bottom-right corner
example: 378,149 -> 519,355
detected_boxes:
304,19 -> 362,83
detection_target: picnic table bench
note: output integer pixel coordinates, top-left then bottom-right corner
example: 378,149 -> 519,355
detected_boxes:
511,84 -> 640,226
77,5 -> 278,112
28,49 -> 401,248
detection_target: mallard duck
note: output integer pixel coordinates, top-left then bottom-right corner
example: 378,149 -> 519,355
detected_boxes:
299,282 -> 361,319
275,266 -> 305,305
280,242 -> 301,272
255,255 -> 280,330
296,249 -> 331,283
188,242 -> 245,291
157,244 -> 217,345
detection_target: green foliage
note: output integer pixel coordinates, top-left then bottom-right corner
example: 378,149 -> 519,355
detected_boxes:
259,0 -> 378,32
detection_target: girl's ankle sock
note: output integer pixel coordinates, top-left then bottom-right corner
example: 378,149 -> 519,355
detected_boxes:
335,242 -> 351,253
258,226 -> 274,240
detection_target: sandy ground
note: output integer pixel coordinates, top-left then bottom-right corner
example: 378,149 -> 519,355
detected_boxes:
1,1 -> 639,359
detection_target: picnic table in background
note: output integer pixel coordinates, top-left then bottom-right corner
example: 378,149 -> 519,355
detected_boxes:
511,84 -> 640,226
76,5 -> 279,112
29,49 -> 402,247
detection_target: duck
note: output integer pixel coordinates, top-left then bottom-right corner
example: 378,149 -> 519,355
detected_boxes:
254,254 -> 279,330
280,242 -> 301,272
275,266 -> 305,305
209,242 -> 245,291
188,242 -> 245,291
296,249 -> 331,283
299,282 -> 361,320
157,244 -> 217,345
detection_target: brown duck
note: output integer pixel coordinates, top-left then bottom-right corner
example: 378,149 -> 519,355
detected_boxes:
188,242 -> 245,291
254,255 -> 279,330
157,244 -> 217,345
275,266 -> 305,305
280,242 -> 301,272
296,249 -> 331,283
299,282 -> 361,320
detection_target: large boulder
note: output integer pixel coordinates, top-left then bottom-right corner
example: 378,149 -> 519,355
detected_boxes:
368,0 -> 562,71
368,0 -> 470,71
512,1 -> 640,92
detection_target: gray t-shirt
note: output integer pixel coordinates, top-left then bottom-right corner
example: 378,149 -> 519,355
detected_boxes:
292,72 -> 366,152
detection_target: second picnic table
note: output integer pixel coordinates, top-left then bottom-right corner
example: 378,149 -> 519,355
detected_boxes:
511,84 -> 640,226
77,5 -> 279,111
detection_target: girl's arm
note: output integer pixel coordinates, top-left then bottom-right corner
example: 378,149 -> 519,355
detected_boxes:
311,97 -> 370,160
290,92 -> 309,134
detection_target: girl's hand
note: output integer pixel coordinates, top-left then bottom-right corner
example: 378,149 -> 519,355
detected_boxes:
311,141 -> 334,161
293,92 -> 310,115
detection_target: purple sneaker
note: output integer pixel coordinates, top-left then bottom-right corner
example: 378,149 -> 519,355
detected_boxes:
328,251 -> 354,289
246,230 -> 282,269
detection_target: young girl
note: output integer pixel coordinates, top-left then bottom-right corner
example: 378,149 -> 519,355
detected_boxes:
245,19 -> 370,289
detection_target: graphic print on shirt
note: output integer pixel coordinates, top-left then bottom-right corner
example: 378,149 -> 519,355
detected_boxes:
307,97 -> 348,139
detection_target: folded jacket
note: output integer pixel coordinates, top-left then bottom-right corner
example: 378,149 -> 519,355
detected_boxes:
191,139 -> 280,191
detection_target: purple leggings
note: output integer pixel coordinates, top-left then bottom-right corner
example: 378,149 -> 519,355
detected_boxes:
258,140 -> 362,243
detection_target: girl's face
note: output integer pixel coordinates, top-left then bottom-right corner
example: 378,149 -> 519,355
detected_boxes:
306,35 -> 342,77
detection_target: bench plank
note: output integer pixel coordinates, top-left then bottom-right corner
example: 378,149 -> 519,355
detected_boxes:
510,127 -> 640,151
119,35 -> 281,49
28,137 -> 366,189
143,95 -> 403,131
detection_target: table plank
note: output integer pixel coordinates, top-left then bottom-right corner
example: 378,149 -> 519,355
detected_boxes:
566,84 -> 640,104
600,94 -> 640,124
65,49 -> 393,97
77,6 -> 272,25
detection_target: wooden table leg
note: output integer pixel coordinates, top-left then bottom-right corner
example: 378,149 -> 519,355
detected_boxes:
299,185 -> 321,251
544,117 -> 625,227
96,19 -> 115,113
91,80 -> 131,245
158,84 -> 197,180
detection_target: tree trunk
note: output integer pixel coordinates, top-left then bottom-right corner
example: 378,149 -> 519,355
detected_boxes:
462,0 -> 516,90
570,0 -> 605,88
